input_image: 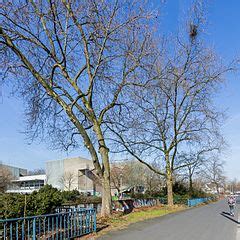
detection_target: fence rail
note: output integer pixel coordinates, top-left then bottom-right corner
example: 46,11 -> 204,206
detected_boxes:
159,196 -> 215,207
0,208 -> 96,240
187,197 -> 212,207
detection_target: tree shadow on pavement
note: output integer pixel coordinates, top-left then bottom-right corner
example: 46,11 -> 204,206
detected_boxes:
220,212 -> 239,224
96,223 -> 110,232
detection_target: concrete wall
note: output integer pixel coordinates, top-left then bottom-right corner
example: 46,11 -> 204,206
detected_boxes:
0,163 -> 27,179
46,157 -> 99,194
46,159 -> 64,190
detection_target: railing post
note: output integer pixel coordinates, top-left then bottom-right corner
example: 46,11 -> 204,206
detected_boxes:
93,209 -> 97,233
32,218 -> 36,240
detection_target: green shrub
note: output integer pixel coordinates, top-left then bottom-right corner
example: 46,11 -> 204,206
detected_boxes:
129,192 -> 151,199
0,193 -> 26,219
27,185 -> 63,216
76,194 -> 101,204
0,185 -> 63,218
61,189 -> 80,202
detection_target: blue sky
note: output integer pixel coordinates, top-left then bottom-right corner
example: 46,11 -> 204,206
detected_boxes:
156,1 -> 240,179
0,0 -> 240,179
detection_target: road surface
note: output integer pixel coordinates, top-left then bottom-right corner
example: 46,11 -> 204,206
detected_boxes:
98,200 -> 239,240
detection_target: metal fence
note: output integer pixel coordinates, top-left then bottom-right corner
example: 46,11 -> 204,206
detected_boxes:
159,196 -> 214,207
187,197 -> 212,207
0,208 -> 96,240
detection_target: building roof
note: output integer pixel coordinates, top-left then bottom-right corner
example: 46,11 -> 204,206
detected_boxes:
46,156 -> 92,164
12,174 -> 46,182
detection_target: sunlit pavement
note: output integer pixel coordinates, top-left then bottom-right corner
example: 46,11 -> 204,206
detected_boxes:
98,200 -> 238,240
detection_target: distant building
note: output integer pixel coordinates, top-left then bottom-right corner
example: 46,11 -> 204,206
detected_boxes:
46,157 -> 101,195
0,163 -> 27,178
6,174 -> 46,194
1,163 -> 46,193
203,183 -> 224,194
2,157 -> 102,195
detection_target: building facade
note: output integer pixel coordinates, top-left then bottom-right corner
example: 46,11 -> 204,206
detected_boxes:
0,163 -> 47,193
1,157 -> 101,195
46,157 -> 101,195
0,163 -> 27,178
6,174 -> 46,194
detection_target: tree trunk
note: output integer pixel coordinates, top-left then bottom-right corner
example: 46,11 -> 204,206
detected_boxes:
101,174 -> 112,217
93,123 -> 112,217
165,152 -> 174,206
189,170 -> 193,193
166,168 -> 174,206
216,183 -> 220,194
189,177 -> 193,192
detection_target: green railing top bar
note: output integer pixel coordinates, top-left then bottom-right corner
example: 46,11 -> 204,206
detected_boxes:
0,207 -> 95,222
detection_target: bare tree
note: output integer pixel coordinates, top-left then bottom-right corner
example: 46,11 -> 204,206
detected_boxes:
28,168 -> 46,175
108,5 -> 232,205
59,171 -> 76,191
177,146 -> 221,192
203,157 -> 226,194
226,178 -> 240,193
144,167 -> 164,195
111,160 -> 164,196
110,164 -> 124,197
0,164 -> 13,192
0,1 -> 156,216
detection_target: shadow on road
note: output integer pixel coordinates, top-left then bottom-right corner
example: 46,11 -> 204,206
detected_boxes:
222,211 -> 233,216
220,212 -> 239,224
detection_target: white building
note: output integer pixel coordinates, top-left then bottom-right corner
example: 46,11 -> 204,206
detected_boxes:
3,157 -> 101,195
6,174 -> 46,194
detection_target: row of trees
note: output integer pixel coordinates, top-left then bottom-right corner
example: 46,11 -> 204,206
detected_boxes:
111,156 -> 226,198
0,0 -> 233,216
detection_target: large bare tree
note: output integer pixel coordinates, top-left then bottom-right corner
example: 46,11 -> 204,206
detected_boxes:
0,0 -> 156,216
108,7 -> 232,205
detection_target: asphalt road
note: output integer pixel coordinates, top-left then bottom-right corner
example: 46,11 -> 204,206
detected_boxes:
98,200 -> 239,240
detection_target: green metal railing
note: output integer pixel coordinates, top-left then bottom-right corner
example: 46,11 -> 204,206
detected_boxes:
187,197 -> 212,207
0,208 -> 96,240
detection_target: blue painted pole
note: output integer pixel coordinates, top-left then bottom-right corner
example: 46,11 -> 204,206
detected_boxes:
16,222 -> 18,240
32,218 -> 36,240
10,222 -> 13,239
93,210 -> 97,232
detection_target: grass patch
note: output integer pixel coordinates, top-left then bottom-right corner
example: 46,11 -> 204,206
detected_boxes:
125,205 -> 186,223
121,207 -> 173,223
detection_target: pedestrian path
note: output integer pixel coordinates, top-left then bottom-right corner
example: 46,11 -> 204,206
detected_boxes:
98,200 -> 238,240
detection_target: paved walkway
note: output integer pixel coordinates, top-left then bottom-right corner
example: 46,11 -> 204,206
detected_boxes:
98,200 -> 239,240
